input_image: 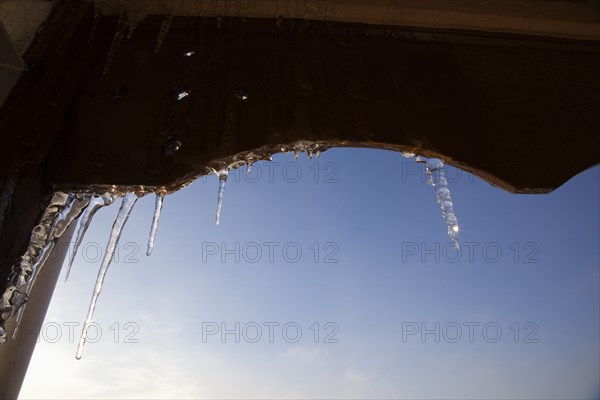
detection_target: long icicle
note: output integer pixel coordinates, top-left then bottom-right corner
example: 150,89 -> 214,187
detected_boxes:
146,192 -> 165,256
76,192 -> 138,360
155,15 -> 173,54
65,193 -> 115,282
103,11 -> 128,75
215,170 -> 228,225
417,157 -> 460,250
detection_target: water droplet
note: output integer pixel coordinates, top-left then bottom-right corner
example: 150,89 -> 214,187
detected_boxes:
184,50 -> 195,57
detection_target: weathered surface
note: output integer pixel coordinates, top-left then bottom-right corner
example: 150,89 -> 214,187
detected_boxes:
38,14 -> 600,193
0,1 -> 599,398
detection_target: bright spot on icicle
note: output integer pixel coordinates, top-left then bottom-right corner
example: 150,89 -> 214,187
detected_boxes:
184,50 -> 195,57
176,90 -> 190,101
214,170 -> 228,225
146,192 -> 165,256
452,226 -> 459,232
76,192 -> 138,360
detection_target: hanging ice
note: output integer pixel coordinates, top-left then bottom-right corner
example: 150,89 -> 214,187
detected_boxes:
76,192 -> 139,360
155,15 -> 173,54
65,193 -> 115,282
12,194 -> 91,337
146,192 -> 165,256
103,12 -> 128,75
416,156 -> 460,250
214,170 -> 228,225
87,5 -> 101,44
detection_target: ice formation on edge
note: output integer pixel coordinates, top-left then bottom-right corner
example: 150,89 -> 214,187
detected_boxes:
0,142 -> 463,353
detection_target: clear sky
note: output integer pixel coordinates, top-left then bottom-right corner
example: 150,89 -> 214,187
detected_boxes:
19,148 -> 600,399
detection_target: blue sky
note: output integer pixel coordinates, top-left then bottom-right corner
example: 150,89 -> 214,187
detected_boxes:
20,148 -> 599,399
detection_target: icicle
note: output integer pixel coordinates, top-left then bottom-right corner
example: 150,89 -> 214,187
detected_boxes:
315,150 -> 321,158
155,15 -> 173,54
307,149 -> 314,159
293,151 -> 299,159
214,170 -> 228,225
87,5 -> 101,44
416,157 -> 460,250
76,192 -> 138,360
65,193 -> 115,282
126,21 -> 137,39
12,194 -> 91,337
146,192 -> 165,256
103,12 -> 128,75
246,161 -> 253,173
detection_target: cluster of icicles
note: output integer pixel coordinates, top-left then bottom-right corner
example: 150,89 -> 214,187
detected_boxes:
0,148 -> 459,355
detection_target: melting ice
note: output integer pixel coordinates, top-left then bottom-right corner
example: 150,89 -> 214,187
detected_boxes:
65,193 -> 115,282
0,142 -> 467,352
416,156 -> 460,249
214,169 -> 228,225
146,192 -> 165,256
76,192 -> 139,359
